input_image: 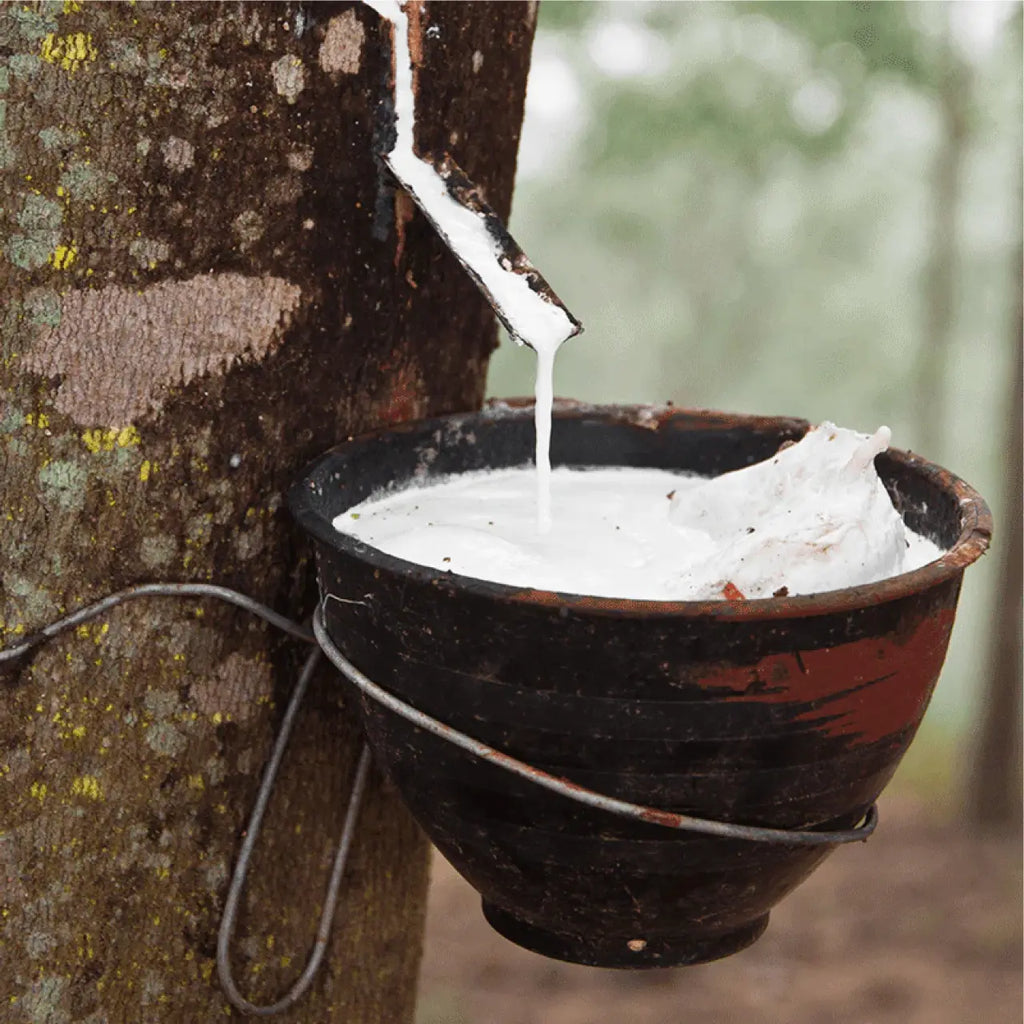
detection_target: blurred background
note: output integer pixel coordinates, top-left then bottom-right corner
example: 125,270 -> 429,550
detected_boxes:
420,2 -> 1022,1022
489,0 -> 1021,806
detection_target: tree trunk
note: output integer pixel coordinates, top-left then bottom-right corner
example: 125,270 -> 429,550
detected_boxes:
0,3 -> 536,1021
965,6 -> 1023,835
967,243 -> 1023,830
914,28 -> 969,457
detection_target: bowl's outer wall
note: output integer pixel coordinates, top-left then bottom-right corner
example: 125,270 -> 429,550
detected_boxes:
291,406 -> 975,959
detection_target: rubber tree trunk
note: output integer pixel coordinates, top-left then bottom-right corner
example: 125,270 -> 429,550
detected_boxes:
0,3 -> 536,1021
966,10 -> 1023,834
913,26 -> 970,457
967,246 -> 1023,830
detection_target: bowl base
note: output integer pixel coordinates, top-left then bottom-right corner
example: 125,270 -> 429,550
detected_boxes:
481,901 -> 770,969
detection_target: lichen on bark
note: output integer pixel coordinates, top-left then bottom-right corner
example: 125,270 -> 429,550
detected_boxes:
0,2 -> 536,1021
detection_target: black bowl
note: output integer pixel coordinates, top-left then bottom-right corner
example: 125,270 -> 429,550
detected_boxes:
289,402 -> 991,967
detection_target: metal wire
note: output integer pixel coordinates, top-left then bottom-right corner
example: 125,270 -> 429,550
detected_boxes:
0,580 -> 878,1019
215,643 -> 372,1016
0,583 -> 362,1018
0,582 -> 313,667
313,607 -> 877,848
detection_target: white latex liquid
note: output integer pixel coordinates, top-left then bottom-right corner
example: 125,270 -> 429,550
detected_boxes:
335,423 -> 945,601
355,4 -> 946,598
366,0 -> 575,532
533,346 -> 556,532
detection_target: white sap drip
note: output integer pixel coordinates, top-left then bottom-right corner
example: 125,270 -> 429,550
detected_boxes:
533,345 -> 556,533
366,0 -> 573,531
336,424 -> 946,601
354,4 -> 945,599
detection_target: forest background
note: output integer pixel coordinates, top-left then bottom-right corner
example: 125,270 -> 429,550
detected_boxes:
487,0 -> 1023,810
416,5 -> 1022,1019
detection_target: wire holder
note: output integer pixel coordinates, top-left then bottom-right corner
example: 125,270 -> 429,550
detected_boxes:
1,584 -> 878,1016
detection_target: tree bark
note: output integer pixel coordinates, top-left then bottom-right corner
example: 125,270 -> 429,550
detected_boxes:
967,244 -> 1023,831
0,3 -> 536,1021
914,26 -> 969,457
965,8 -> 1023,834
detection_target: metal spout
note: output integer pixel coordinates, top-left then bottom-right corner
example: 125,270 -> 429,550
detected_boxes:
383,152 -> 583,351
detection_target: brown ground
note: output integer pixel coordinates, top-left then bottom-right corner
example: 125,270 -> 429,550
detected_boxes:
417,795 -> 1022,1024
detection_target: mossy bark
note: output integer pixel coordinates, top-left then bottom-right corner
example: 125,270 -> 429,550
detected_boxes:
0,3 -> 536,1021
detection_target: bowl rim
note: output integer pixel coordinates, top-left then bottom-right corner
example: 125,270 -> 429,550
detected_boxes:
289,401 -> 993,621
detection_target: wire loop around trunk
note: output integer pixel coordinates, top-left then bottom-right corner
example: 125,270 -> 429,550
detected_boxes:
1,583 -> 877,1017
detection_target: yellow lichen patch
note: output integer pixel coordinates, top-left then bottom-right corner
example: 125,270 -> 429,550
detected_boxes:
40,32 -> 98,73
74,621 -> 108,647
50,243 -> 77,269
139,459 -> 153,482
187,773 -> 204,792
81,430 -> 106,453
53,708 -> 87,740
29,781 -> 48,803
24,413 -> 50,429
63,0 -> 83,13
70,775 -> 103,800
82,425 -> 141,453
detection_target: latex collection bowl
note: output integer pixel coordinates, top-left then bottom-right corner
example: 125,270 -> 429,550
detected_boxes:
288,401 -> 991,968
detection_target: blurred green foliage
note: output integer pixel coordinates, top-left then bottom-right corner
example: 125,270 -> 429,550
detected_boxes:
488,1 -> 1022,752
